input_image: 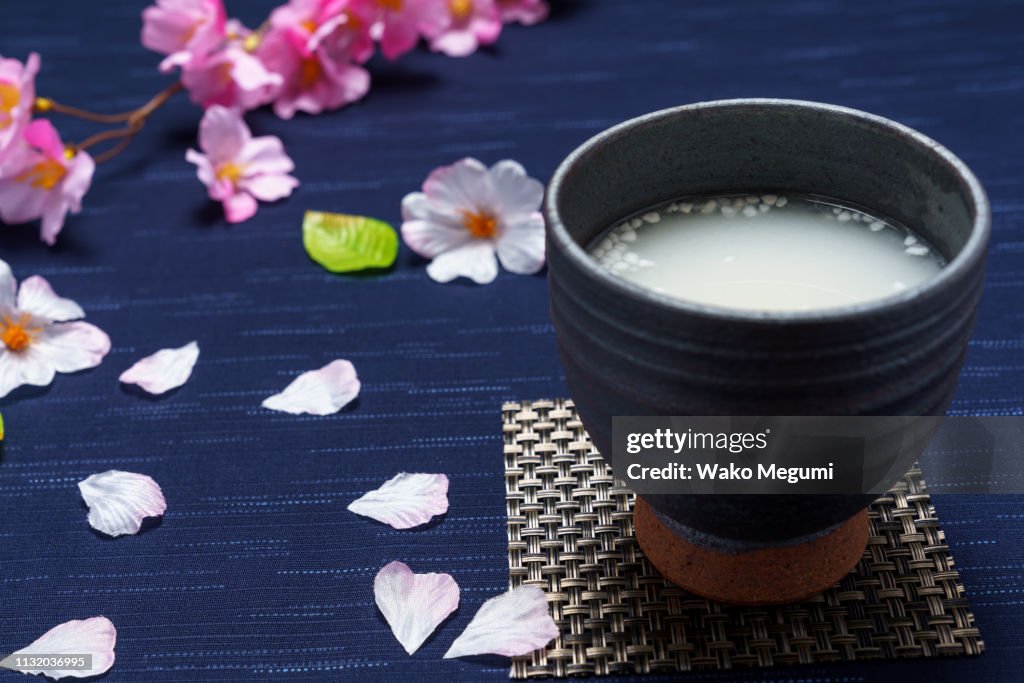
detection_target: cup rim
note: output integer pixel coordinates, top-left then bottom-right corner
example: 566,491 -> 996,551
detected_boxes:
544,98 -> 991,324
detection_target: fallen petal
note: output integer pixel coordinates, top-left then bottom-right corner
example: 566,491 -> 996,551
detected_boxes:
119,341 -> 200,395
77,471 -> 167,537
375,561 -> 460,655
444,585 -> 558,659
1,616 -> 116,679
261,359 -> 360,415
348,473 -> 449,529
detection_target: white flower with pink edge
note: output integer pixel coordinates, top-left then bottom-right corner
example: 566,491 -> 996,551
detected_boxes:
0,259 -> 110,399
401,157 -> 545,284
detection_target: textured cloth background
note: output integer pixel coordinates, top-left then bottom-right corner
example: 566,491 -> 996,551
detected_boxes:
0,1 -> 1021,681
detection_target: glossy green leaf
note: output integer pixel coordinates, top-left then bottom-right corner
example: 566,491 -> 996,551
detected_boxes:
303,211 -> 399,273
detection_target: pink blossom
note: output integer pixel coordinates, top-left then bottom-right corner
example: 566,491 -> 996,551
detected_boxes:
401,158 -> 545,284
180,42 -> 283,111
496,0 -> 548,25
423,0 -> 502,57
258,0 -> 373,118
0,121 -> 94,245
269,0 -> 376,62
141,0 -> 227,71
185,105 -> 298,223
353,0 -> 447,60
0,52 -> 39,176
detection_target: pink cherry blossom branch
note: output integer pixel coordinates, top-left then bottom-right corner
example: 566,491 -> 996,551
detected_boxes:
0,0 -> 552,244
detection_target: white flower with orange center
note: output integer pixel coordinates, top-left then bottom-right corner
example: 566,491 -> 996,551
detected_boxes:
0,259 -> 110,399
401,157 -> 545,284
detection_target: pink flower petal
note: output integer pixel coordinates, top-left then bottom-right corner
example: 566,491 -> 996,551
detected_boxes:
142,0 -> 226,73
237,137 -> 295,176
185,148 -> 215,188
307,13 -> 349,53
429,29 -> 478,57
119,341 -> 199,395
2,616 -> 116,679
242,174 -> 299,202
32,322 -> 111,374
77,470 -> 167,537
487,160 -> 543,220
422,157 -> 489,210
348,473 -> 449,529
198,105 -> 250,163
374,561 -> 460,655
470,13 -> 503,45
400,193 -> 473,259
495,214 -> 545,275
499,0 -> 549,25
261,359 -> 360,415
231,49 -> 283,92
444,585 -> 559,659
23,120 -> 65,160
0,157 -> 48,225
60,152 -> 96,212
317,58 -> 372,111
0,347 -> 56,399
426,241 -> 499,284
16,275 -> 85,322
223,192 -> 258,223
39,150 -> 95,247
158,50 -> 193,73
378,14 -> 419,60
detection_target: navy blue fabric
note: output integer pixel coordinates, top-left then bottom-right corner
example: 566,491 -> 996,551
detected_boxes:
1,1 -> 1022,681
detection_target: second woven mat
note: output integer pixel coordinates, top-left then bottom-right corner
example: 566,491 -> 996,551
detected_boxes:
503,399 -> 984,678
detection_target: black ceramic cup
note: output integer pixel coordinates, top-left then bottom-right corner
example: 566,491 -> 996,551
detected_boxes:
544,99 -> 990,602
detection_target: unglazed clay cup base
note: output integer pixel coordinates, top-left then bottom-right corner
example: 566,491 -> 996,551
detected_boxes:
633,499 -> 869,605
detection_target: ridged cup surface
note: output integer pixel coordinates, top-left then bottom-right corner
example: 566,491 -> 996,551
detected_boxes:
545,99 -> 990,541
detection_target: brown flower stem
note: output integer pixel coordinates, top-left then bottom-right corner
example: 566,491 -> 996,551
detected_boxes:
76,123 -> 140,153
78,123 -> 144,164
33,99 -> 134,124
127,80 -> 184,125
35,81 -> 184,125
91,133 -> 140,164
37,81 -> 185,164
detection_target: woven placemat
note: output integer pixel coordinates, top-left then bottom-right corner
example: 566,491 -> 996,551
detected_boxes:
503,399 -> 984,678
